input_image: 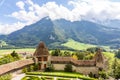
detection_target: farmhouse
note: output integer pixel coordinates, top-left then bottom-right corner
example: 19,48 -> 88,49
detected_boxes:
33,42 -> 108,76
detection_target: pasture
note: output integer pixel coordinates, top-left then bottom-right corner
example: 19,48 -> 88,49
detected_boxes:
61,39 -> 110,50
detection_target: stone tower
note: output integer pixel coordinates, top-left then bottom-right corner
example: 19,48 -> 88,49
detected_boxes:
33,42 -> 51,70
94,48 -> 105,70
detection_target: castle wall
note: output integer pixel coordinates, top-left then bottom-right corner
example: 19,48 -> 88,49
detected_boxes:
52,63 -> 98,75
76,66 -> 98,75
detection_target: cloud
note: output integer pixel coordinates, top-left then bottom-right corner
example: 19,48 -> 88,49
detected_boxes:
1,0 -> 120,35
11,0 -> 120,22
71,0 -> 120,21
0,22 -> 25,35
16,1 -> 25,10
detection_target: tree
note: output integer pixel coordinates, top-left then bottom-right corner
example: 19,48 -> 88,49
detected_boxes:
112,58 -> 120,79
84,53 -> 94,60
51,49 -> 61,56
115,49 -> 120,58
115,64 -> 120,79
87,47 -> 97,53
75,52 -> 85,60
64,64 -> 73,72
99,70 -> 108,79
64,51 -> 71,57
11,51 -> 20,60
112,58 -> 118,76
72,54 -> 78,60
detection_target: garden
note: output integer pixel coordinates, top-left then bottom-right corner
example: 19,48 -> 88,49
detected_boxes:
21,72 -> 96,80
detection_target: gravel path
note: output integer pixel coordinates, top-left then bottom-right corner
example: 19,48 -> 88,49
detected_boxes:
12,73 -> 25,80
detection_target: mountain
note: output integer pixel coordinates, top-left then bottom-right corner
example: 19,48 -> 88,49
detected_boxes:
1,17 -> 120,48
102,20 -> 120,29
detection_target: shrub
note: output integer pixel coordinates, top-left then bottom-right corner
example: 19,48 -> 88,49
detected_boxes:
99,70 -> 108,79
0,74 -> 12,80
41,77 -> 46,80
89,72 -> 93,78
22,67 -> 28,73
64,64 -> 73,72
33,63 -> 39,71
22,76 -> 40,80
45,63 -> 54,72
11,51 -> 20,60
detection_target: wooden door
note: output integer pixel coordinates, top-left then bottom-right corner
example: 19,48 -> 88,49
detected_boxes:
44,64 -> 46,69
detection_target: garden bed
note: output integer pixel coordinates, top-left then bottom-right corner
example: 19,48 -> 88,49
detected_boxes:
26,72 -> 96,80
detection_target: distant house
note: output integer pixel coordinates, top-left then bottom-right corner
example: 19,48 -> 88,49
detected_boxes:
33,42 -> 108,76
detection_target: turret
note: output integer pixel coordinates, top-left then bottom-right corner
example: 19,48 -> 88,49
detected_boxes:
33,42 -> 51,70
94,48 -> 105,70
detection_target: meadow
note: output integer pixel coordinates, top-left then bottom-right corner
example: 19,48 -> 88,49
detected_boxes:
61,39 -> 110,50
0,39 -> 110,56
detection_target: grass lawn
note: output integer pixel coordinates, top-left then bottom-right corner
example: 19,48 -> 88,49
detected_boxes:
26,72 -> 96,80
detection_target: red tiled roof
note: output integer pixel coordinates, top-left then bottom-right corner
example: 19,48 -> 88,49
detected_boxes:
0,59 -> 34,75
51,56 -> 95,66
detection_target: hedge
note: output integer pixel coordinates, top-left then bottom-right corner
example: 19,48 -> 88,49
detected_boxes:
26,72 -> 96,80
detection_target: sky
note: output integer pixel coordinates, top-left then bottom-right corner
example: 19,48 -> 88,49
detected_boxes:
0,0 -> 120,35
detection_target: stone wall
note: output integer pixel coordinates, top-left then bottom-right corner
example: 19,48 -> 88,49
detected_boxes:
76,66 -> 98,75
53,63 -> 98,75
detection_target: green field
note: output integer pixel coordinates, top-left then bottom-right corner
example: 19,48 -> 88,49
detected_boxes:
0,39 -> 110,56
0,48 -> 35,56
61,39 -> 110,50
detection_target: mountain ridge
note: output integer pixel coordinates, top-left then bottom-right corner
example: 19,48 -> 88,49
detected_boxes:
1,17 -> 120,49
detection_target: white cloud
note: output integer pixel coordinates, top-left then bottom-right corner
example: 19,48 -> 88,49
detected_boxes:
70,0 -> 120,21
1,0 -> 120,35
11,0 -> 120,22
0,22 -> 25,35
16,1 -> 25,10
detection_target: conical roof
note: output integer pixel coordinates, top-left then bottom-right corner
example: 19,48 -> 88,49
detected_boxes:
94,48 -> 104,63
33,42 -> 49,57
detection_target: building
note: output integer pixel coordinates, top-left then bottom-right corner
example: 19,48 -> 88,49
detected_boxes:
33,42 -> 108,76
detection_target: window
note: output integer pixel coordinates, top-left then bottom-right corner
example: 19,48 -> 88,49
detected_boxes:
38,57 -> 42,61
44,57 -> 47,61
